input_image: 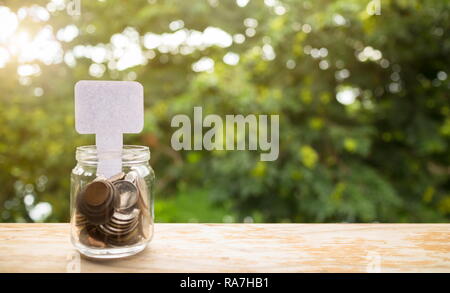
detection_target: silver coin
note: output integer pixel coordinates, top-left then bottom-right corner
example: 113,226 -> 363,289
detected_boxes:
111,208 -> 140,223
113,180 -> 138,213
102,211 -> 139,231
124,171 -> 138,183
106,227 -> 141,246
99,219 -> 139,236
109,219 -> 139,231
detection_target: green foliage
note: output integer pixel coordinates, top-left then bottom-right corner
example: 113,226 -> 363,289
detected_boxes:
0,0 -> 449,223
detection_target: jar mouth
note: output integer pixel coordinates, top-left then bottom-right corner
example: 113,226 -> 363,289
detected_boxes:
76,145 -> 150,165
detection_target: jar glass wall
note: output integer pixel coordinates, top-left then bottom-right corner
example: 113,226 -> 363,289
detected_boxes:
70,145 -> 155,258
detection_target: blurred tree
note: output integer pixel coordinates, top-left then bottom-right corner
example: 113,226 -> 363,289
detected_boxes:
0,0 -> 448,223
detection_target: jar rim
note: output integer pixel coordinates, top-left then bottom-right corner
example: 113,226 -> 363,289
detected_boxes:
76,145 -> 150,165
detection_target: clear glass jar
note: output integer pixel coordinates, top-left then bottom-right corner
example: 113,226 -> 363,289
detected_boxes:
70,145 -> 155,258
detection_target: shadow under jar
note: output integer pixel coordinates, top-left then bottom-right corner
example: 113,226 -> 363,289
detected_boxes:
70,145 -> 155,258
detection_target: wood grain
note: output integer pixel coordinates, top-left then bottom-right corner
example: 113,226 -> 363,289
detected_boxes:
0,224 -> 449,272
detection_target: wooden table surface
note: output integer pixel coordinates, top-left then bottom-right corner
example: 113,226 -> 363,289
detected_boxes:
0,223 -> 449,273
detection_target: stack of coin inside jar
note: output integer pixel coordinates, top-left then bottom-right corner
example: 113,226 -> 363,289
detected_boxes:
74,170 -> 151,248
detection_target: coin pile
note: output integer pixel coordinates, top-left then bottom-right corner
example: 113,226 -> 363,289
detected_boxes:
74,170 -> 150,248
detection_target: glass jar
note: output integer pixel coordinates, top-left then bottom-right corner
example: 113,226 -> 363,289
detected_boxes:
70,145 -> 155,258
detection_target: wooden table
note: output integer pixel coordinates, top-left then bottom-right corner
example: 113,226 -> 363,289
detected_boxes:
0,224 -> 449,273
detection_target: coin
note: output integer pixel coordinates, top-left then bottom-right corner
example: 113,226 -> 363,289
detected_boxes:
93,175 -> 107,182
78,228 -> 90,246
124,171 -> 138,183
102,209 -> 140,230
75,212 -> 87,228
104,226 -> 141,246
87,236 -> 107,248
79,226 -> 107,248
111,208 -> 140,223
133,174 -> 150,238
84,181 -> 110,206
136,176 -> 149,210
113,180 -> 138,213
100,220 -> 139,235
76,170 -> 151,248
99,221 -> 139,239
98,208 -> 140,242
139,213 -> 151,239
86,224 -> 108,243
107,172 -> 125,182
77,180 -> 115,225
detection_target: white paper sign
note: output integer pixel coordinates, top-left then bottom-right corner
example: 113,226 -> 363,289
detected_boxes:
75,80 -> 144,177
